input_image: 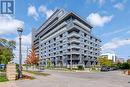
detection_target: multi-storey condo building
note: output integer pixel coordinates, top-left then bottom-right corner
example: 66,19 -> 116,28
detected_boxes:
32,9 -> 101,67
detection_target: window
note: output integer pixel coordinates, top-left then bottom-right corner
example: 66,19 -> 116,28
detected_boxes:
90,36 -> 92,40
95,39 -> 98,42
60,34 -> 63,38
54,48 -> 56,50
54,43 -> 56,46
81,39 -> 84,42
53,38 -> 56,41
60,51 -> 63,54
48,40 -> 50,43
60,46 -> 63,48
84,40 -> 87,42
84,33 -> 87,37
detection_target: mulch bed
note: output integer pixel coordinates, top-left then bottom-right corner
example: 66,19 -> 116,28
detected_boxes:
16,75 -> 35,80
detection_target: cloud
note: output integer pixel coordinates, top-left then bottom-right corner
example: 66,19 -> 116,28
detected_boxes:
101,29 -> 125,37
98,0 -> 105,6
39,5 -> 54,19
101,27 -> 130,37
28,5 -> 39,20
114,3 -> 124,10
15,33 -> 31,46
101,38 -> 130,51
87,13 -> 113,27
87,0 -> 105,6
0,14 -> 24,35
127,31 -> 130,34
14,33 -> 32,63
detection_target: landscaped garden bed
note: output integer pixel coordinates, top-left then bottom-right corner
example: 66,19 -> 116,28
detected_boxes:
123,70 -> 130,75
128,70 -> 130,75
0,73 -> 8,82
16,74 -> 35,80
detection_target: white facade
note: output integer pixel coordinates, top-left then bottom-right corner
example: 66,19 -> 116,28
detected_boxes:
101,53 -> 116,62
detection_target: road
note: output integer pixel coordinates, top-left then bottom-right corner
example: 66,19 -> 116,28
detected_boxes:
16,70 -> 130,87
1,70 -> 130,87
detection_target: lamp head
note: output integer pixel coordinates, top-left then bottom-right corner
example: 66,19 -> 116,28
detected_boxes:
17,27 -> 23,36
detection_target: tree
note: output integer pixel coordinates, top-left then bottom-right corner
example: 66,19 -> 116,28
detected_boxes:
0,38 -> 16,64
120,63 -> 130,69
97,56 -> 112,67
47,58 -> 52,68
127,59 -> 130,64
0,47 -> 13,64
25,45 -> 39,66
0,38 -> 16,50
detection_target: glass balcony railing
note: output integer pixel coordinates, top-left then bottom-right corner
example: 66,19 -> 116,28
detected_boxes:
68,38 -> 80,43
68,32 -> 80,38
68,44 -> 80,49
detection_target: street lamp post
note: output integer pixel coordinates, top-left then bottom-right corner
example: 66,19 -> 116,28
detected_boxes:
17,27 -> 23,79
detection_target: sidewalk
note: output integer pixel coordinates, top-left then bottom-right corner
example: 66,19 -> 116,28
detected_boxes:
0,81 -> 18,87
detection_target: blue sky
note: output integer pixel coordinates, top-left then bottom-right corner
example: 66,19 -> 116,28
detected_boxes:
0,0 -> 130,63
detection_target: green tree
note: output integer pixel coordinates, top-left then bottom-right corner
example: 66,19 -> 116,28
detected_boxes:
127,59 -> 130,64
97,56 -> 112,67
0,38 -> 16,64
0,47 -> 13,64
120,62 -> 130,69
47,58 -> 52,68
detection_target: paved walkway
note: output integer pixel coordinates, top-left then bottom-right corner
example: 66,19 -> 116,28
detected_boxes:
0,81 -> 17,87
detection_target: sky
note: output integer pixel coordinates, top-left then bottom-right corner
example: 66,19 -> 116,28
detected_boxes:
0,0 -> 130,63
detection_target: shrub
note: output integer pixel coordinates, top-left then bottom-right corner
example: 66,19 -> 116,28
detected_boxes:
77,65 -> 84,70
0,73 -> 8,82
91,67 -> 96,71
120,63 -> 130,70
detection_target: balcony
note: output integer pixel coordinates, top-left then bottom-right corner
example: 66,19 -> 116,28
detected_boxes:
68,38 -> 80,43
68,32 -> 80,38
66,50 -> 80,55
68,44 -> 80,49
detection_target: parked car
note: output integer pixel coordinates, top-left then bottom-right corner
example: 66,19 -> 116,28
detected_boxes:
101,66 -> 113,71
101,66 -> 108,71
0,64 -> 5,69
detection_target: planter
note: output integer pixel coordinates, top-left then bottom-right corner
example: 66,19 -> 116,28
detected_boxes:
128,70 -> 130,75
123,70 -> 130,75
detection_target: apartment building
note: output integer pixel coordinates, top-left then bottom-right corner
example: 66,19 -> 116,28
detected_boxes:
101,53 -> 117,63
32,9 -> 101,67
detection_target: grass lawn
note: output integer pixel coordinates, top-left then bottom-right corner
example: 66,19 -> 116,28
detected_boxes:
23,70 -> 49,76
0,76 -> 8,82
